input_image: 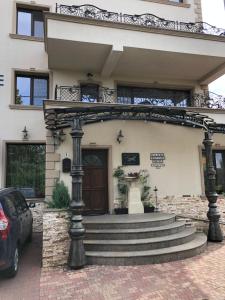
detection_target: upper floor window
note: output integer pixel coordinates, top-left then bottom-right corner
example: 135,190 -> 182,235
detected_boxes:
117,86 -> 190,107
80,83 -> 99,102
16,7 -> 48,38
15,73 -> 49,106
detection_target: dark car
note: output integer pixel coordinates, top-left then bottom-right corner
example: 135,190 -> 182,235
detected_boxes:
0,188 -> 33,278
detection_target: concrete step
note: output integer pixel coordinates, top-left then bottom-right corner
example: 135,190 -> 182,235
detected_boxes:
85,233 -> 207,266
83,213 -> 176,229
85,220 -> 186,240
84,227 -> 196,252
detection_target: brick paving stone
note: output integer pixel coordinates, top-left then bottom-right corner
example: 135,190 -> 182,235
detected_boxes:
1,237 -> 225,300
40,241 -> 225,300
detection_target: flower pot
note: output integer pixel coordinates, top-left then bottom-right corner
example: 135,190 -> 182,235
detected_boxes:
144,206 -> 155,213
114,208 -> 128,215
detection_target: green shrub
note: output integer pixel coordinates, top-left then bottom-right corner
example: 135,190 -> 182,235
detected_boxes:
47,180 -> 70,209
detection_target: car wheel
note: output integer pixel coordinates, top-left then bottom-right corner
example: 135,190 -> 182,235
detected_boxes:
4,247 -> 19,278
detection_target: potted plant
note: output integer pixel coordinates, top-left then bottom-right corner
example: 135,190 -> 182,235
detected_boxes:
113,167 -> 128,214
143,201 -> 155,213
113,167 -> 153,214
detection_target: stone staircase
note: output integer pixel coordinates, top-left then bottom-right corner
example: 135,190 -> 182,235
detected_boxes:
83,213 -> 207,266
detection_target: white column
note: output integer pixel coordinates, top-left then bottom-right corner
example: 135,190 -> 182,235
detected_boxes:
126,177 -> 144,214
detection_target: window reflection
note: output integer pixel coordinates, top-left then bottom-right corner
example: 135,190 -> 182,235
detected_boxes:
117,86 -> 190,107
16,74 -> 48,106
17,8 -> 46,38
202,150 -> 225,194
17,11 -> 31,36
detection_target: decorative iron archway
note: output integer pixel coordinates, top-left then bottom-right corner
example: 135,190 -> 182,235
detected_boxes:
44,102 -> 225,269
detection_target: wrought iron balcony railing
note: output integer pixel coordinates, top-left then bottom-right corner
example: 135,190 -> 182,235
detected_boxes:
55,4 -> 225,37
54,85 -> 225,109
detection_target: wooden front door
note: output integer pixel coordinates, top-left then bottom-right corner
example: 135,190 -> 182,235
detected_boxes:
82,149 -> 108,214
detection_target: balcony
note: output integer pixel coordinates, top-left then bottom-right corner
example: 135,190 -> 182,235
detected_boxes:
55,4 -> 225,37
53,85 -> 225,109
44,5 -> 225,84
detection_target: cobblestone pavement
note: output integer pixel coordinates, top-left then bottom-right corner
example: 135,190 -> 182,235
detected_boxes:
0,233 -> 42,300
40,241 -> 225,300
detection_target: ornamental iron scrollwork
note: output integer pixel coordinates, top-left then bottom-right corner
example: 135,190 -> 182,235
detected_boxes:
193,92 -> 225,109
55,85 -> 225,109
123,13 -> 176,30
180,22 -> 225,36
55,4 -> 225,37
57,4 -> 119,22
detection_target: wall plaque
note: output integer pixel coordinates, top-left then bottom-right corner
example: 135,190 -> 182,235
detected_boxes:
122,153 -> 140,166
150,153 -> 165,169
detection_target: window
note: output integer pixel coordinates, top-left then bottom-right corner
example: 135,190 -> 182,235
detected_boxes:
15,73 -> 49,106
80,84 -> 99,102
202,150 -> 225,194
6,144 -> 46,198
17,7 -> 48,38
3,195 -> 17,217
117,86 -> 190,107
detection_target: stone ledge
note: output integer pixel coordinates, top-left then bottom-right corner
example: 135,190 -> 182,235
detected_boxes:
9,104 -> 43,111
141,0 -> 190,8
44,208 -> 69,213
9,33 -> 44,42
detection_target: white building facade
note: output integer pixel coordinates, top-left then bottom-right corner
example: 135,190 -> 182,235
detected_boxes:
1,0 -> 225,215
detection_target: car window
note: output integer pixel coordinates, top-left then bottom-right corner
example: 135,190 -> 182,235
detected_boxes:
9,192 -> 24,214
2,195 -> 17,217
14,192 -> 28,212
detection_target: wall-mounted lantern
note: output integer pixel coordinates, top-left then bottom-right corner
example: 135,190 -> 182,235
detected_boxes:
53,129 -> 66,146
116,130 -> 124,144
22,126 -> 29,141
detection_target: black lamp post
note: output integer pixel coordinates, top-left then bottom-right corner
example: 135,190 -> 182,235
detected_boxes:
203,131 -> 223,242
154,186 -> 158,212
68,119 -> 86,268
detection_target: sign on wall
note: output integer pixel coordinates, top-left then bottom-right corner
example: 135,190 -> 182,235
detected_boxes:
122,153 -> 140,166
0,75 -> 4,87
150,153 -> 166,169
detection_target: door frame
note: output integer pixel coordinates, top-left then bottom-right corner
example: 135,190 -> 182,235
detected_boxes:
82,145 -> 113,214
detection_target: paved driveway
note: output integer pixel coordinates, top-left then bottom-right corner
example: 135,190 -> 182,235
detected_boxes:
40,241 -> 225,300
1,234 -> 225,300
0,233 -> 42,300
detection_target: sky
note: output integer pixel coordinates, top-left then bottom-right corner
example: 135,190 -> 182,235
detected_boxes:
202,0 -> 225,95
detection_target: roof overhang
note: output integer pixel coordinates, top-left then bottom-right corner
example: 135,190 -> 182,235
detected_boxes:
44,12 -> 225,84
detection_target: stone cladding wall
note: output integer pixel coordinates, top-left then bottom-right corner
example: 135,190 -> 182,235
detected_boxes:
157,196 -> 225,223
42,209 -> 70,268
30,201 -> 46,232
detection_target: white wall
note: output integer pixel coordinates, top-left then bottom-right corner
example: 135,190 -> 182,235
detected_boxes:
56,119 -> 225,210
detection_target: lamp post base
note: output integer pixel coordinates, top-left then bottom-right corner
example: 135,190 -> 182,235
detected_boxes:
68,239 -> 86,269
